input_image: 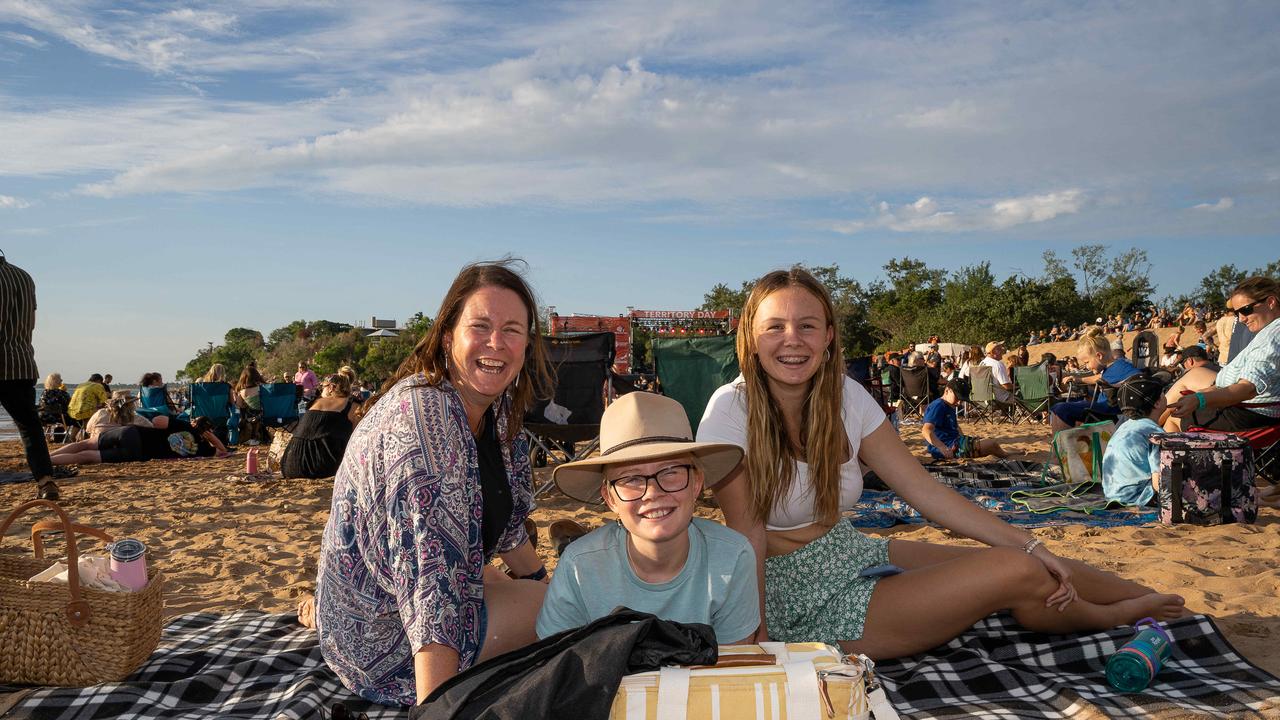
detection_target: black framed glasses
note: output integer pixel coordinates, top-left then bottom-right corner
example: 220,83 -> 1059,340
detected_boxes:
1231,297 -> 1273,318
609,464 -> 693,502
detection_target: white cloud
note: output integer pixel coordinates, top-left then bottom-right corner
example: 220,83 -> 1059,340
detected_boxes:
1191,197 -> 1234,212
0,194 -> 32,209
827,190 -> 1087,234
0,30 -> 47,48
0,1 -> 1275,218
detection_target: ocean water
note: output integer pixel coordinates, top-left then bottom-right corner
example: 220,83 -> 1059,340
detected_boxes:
0,406 -> 15,441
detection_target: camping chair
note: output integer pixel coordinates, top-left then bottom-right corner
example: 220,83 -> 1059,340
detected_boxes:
653,334 -> 740,434
1130,331 -> 1161,370
188,382 -> 233,439
1013,364 -> 1053,424
258,382 -> 301,429
524,332 -> 616,496
136,386 -> 172,420
968,364 -> 1013,424
897,365 -> 934,420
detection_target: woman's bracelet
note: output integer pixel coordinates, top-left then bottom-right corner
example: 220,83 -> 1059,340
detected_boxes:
1195,392 -> 1207,410
1021,538 -> 1043,555
519,566 -> 548,582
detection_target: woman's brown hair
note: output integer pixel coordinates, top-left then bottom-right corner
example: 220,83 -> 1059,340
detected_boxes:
737,268 -> 846,525
359,259 -> 551,439
1231,276 -> 1280,305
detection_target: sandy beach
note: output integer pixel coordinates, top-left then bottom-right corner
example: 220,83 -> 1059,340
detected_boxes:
2,423 -> 1277,679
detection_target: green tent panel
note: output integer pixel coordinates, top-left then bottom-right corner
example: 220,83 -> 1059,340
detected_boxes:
653,335 -> 740,433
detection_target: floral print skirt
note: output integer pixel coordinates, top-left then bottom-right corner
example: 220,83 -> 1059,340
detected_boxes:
764,519 -> 890,645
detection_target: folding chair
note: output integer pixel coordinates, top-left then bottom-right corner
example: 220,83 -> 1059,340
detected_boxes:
968,364 -> 1013,424
258,382 -> 301,428
524,332 -> 616,496
897,365 -> 934,420
1013,364 -> 1053,424
188,381 -> 233,439
653,334 -> 740,433
136,386 -> 172,420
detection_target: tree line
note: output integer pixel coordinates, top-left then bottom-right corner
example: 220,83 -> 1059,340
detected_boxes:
178,248 -> 1278,380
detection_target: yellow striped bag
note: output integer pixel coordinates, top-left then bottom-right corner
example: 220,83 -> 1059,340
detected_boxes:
609,642 -> 898,720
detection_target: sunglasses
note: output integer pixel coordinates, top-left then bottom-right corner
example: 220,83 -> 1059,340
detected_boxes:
1230,297 -> 1273,317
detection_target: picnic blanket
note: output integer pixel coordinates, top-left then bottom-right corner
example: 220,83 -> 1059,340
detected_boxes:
848,485 -> 1158,529
1,610 -> 1276,719
876,612 -> 1280,718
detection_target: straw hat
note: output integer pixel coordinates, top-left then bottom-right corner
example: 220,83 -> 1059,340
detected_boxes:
553,392 -> 743,504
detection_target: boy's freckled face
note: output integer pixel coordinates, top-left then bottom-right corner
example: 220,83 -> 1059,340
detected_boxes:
602,455 -> 704,545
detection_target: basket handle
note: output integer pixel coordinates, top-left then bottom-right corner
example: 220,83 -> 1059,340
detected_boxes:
0,500 -> 93,627
31,519 -> 114,559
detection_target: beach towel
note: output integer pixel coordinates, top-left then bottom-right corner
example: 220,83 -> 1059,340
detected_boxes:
848,485 -> 1157,529
875,612 -> 1280,718
1,610 -> 1275,720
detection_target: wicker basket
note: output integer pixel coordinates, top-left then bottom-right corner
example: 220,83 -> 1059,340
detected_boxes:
0,500 -> 164,687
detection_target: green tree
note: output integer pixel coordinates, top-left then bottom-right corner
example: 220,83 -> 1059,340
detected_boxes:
1070,244 -> 1107,299
700,282 -> 753,313
267,320 -> 308,347
1094,248 -> 1154,315
1041,250 -> 1071,282
1193,264 -> 1248,310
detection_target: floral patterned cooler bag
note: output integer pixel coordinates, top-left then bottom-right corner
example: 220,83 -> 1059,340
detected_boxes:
1151,432 -> 1257,525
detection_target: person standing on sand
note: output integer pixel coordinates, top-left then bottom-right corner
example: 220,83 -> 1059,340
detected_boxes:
294,361 -> 318,406
0,250 -> 61,500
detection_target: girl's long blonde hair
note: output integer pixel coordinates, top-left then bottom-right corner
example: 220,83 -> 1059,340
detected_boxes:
737,268 -> 846,525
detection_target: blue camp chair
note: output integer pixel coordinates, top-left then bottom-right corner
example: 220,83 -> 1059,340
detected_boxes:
258,382 -> 300,427
188,382 -> 233,438
136,386 -> 172,419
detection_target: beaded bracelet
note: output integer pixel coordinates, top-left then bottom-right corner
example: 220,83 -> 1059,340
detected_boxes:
1022,538 -> 1043,555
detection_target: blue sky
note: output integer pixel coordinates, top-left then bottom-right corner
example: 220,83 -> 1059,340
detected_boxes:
1,0 -> 1278,382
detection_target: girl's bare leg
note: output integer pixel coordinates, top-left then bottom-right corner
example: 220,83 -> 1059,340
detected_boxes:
843,545 -> 1184,659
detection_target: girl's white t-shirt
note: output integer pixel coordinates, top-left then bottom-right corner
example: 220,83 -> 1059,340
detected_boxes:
697,375 -> 887,531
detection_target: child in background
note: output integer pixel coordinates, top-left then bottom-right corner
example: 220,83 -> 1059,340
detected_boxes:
1101,375 -> 1167,506
921,379 -> 1008,461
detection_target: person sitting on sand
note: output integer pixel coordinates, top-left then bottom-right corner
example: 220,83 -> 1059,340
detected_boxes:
308,261 -> 551,707
85,390 -> 168,438
1168,276 -> 1280,433
66,373 -> 109,441
1101,376 -> 1167,507
921,379 -> 1008,461
1049,327 -> 1141,433
234,363 -> 267,445
538,392 -> 758,644
697,268 -> 1186,661
279,373 -> 359,479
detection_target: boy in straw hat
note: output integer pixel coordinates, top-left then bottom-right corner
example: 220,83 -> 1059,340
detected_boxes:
537,392 -> 760,644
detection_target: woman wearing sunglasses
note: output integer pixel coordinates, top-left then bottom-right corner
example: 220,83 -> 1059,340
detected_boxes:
540,392 -> 760,645
1169,276 -> 1280,431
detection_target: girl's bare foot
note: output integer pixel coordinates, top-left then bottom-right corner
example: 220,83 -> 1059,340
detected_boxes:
1117,592 -> 1186,624
297,595 -> 316,629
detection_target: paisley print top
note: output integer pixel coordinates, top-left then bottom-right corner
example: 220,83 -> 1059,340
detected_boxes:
315,374 -> 533,706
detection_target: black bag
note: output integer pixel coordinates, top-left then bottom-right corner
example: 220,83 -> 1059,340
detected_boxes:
411,608 -> 717,720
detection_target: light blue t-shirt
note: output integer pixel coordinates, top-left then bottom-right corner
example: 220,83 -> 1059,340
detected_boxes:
1101,417 -> 1162,506
535,517 -> 759,644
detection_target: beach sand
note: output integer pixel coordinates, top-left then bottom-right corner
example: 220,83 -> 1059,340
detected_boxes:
2,423 -> 1278,678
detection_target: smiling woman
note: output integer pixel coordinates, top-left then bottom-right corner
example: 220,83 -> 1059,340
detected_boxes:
310,259 -> 554,707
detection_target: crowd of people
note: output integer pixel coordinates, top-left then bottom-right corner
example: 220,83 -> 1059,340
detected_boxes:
4,250 -> 1278,713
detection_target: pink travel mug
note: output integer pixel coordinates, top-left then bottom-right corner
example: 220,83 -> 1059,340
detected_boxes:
109,538 -> 149,591
245,448 -> 259,474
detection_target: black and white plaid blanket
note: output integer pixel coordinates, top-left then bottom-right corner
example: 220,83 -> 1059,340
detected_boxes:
1,611 -> 1276,719
876,612 -> 1280,719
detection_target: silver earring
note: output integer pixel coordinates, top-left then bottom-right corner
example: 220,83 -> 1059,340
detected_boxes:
824,348 -> 831,362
